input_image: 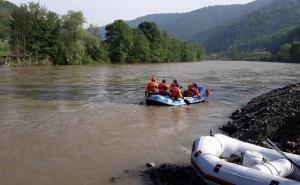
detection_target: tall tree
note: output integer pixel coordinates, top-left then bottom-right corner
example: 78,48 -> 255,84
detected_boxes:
105,20 -> 133,63
10,4 -> 31,57
10,2 -> 61,62
60,11 -> 85,64
128,29 -> 150,63
82,31 -> 109,63
137,22 -> 161,43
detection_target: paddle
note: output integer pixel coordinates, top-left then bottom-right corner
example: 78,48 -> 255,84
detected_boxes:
183,98 -> 191,105
139,96 -> 146,105
265,138 -> 300,171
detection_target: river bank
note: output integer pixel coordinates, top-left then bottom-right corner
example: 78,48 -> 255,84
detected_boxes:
143,83 -> 300,185
221,83 -> 300,154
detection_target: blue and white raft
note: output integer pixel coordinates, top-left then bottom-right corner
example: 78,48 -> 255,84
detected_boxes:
145,94 -> 206,106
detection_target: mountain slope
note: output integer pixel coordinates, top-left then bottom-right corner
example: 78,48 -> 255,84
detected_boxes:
194,0 -> 300,54
99,0 -> 274,40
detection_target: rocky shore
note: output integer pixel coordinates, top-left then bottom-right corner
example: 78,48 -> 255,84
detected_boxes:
143,163 -> 206,185
221,83 -> 300,154
142,83 -> 299,185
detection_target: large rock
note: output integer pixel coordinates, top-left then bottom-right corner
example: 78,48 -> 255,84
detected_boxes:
221,83 -> 300,154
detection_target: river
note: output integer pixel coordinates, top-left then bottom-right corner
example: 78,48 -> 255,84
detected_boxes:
0,61 -> 299,185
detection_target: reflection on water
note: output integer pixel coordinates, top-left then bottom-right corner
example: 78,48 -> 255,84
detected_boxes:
0,61 -> 299,185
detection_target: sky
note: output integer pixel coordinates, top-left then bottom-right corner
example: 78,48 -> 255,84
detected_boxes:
8,0 -> 254,26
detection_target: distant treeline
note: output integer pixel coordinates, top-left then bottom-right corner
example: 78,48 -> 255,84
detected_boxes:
4,2 -> 205,65
222,39 -> 300,63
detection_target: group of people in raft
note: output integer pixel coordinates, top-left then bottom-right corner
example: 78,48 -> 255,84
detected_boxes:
145,77 -> 209,100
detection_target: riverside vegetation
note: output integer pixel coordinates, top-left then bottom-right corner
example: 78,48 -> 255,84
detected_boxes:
0,1 -> 205,65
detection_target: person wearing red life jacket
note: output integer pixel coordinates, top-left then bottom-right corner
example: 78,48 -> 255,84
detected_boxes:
184,83 -> 200,97
170,83 -> 182,100
191,83 -> 201,96
170,79 -> 180,88
145,77 -> 158,95
158,79 -> 170,96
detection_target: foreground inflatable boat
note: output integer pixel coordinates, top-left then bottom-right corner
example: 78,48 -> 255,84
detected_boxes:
145,94 -> 206,106
191,134 -> 300,185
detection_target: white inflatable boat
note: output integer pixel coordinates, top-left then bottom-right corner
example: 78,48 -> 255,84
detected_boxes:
191,134 -> 300,185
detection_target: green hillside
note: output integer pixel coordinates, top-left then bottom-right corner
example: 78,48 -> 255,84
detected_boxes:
194,0 -> 300,55
99,0 -> 274,40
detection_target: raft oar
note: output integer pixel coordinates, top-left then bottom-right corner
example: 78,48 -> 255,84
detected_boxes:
183,98 -> 191,105
139,96 -> 146,105
265,138 -> 300,171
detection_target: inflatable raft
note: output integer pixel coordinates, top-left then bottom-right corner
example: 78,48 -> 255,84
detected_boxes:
145,94 -> 206,106
191,134 -> 300,185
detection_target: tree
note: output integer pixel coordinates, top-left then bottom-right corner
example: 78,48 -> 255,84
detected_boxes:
290,41 -> 300,63
60,11 -> 85,64
105,20 -> 133,63
278,43 -> 291,62
82,31 -> 109,63
10,4 -> 31,57
43,11 -> 62,62
10,2 -> 61,62
128,29 -> 150,63
137,22 -> 161,43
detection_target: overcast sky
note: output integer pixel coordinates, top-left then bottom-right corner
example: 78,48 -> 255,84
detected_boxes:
8,0 -> 254,26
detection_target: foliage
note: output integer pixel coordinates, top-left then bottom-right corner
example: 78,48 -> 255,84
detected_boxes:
6,1 -> 204,65
0,0 -> 17,40
289,41 -> 300,63
128,29 -> 150,63
244,50 -> 273,61
9,3 -> 31,56
0,39 -> 9,50
105,20 -> 133,63
83,31 -> 109,63
278,43 -> 292,62
105,20 -> 205,64
60,11 -> 85,64
10,2 -> 62,63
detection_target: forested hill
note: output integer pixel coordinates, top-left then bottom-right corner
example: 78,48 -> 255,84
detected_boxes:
0,0 -> 17,39
98,0 -> 274,40
194,0 -> 300,55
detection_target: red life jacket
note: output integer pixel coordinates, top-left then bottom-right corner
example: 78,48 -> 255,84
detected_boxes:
188,85 -> 200,96
170,82 -> 178,87
192,87 -> 200,96
170,86 -> 181,98
158,83 -> 169,94
184,89 -> 195,97
146,81 -> 158,93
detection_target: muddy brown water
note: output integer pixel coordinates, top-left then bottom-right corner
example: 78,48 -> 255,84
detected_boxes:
0,61 -> 299,185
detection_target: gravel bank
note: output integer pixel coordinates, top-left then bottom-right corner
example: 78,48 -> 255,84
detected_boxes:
221,83 -> 300,154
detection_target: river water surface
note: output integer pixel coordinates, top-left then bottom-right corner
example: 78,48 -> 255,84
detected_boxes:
0,61 -> 299,185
